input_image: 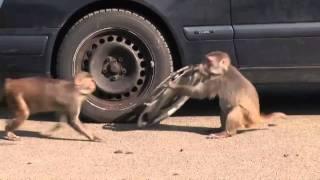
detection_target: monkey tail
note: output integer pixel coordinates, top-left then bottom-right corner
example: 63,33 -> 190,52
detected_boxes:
261,112 -> 287,121
0,78 -> 12,105
0,76 -> 5,104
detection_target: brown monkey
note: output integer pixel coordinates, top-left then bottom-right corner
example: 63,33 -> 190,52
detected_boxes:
3,72 -> 101,141
168,51 -> 286,138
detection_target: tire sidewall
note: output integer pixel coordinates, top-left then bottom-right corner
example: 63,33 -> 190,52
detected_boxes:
57,10 -> 172,122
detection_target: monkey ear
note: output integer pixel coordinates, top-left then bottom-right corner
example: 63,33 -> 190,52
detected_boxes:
206,55 -> 215,63
220,58 -> 230,70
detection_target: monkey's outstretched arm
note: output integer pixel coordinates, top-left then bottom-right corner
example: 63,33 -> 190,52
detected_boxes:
168,81 -> 209,99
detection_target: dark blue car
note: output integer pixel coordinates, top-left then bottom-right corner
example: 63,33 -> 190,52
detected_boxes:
1,0 -> 320,122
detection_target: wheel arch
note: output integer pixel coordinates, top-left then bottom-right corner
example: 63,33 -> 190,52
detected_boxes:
51,0 -> 182,77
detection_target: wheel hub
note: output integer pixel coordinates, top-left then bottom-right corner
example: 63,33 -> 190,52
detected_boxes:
102,56 -> 127,81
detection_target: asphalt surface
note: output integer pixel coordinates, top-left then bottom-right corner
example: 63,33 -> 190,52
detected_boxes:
0,94 -> 320,179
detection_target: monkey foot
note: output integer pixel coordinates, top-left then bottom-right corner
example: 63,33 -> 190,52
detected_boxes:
90,136 -> 103,142
137,120 -> 148,128
3,134 -> 21,141
206,132 -> 231,139
40,131 -> 55,137
41,124 -> 63,137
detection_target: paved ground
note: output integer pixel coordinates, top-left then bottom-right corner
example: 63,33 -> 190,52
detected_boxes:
0,115 -> 320,179
0,94 -> 320,179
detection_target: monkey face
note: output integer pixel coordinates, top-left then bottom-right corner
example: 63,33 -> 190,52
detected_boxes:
206,56 -> 222,75
74,72 -> 97,95
206,55 -> 231,75
82,77 -> 96,93
198,59 -> 223,76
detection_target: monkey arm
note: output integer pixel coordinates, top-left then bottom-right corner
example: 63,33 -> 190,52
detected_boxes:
169,82 -> 208,99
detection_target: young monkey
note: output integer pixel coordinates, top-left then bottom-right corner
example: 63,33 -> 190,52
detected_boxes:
168,51 -> 286,138
3,72 -> 101,141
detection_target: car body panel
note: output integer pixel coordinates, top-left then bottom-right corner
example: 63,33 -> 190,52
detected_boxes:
0,0 -> 236,78
232,0 -> 320,24
232,0 -> 320,83
0,0 -> 320,84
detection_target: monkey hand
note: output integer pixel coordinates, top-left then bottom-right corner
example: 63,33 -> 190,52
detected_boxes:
206,131 -> 231,139
167,80 -> 177,89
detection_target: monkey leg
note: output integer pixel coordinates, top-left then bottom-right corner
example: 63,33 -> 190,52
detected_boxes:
45,124 -> 63,135
66,111 -> 101,142
5,94 -> 30,141
208,106 -> 244,139
41,114 -> 67,137
206,111 -> 227,135
219,111 -> 228,131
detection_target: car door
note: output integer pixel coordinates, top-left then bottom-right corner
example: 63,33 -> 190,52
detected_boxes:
232,0 -> 320,83
0,0 -> 56,77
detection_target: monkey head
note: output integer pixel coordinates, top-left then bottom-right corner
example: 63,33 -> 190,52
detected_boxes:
74,72 -> 96,95
199,51 -> 231,76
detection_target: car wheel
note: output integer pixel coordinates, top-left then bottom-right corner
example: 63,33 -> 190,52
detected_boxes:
57,9 -> 173,123
137,65 -> 198,127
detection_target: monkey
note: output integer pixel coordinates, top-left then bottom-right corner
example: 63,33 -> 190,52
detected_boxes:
168,51 -> 286,138
3,72 -> 101,141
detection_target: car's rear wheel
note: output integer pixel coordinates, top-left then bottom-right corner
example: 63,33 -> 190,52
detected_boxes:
57,9 -> 173,123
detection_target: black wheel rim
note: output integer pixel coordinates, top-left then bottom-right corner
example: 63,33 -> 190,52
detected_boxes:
137,65 -> 199,127
73,28 -> 154,110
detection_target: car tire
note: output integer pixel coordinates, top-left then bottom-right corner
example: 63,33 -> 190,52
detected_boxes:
56,9 -> 173,123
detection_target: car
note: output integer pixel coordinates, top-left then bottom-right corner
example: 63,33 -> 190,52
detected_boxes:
1,0 -> 320,123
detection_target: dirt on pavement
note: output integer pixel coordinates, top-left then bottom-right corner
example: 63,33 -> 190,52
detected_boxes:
0,114 -> 320,179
